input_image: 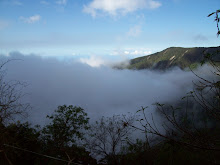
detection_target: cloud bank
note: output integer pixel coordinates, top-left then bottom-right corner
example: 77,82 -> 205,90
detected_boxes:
83,0 -> 162,17
1,52 -> 200,125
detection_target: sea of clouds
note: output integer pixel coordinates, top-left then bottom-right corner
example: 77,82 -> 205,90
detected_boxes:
0,52 -> 211,125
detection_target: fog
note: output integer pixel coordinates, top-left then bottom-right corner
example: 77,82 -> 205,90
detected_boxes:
0,52 -> 204,125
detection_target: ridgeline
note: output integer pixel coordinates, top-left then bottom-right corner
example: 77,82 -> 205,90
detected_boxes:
126,46 -> 220,70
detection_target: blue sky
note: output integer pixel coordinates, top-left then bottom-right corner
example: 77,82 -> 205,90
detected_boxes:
0,0 -> 219,59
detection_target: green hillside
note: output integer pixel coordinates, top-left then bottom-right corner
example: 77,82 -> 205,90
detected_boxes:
128,46 -> 220,70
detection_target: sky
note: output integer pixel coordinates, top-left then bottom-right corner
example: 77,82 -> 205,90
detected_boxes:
0,0 -> 219,59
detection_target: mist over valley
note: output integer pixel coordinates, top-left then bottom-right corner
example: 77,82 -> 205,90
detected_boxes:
0,51 -> 202,125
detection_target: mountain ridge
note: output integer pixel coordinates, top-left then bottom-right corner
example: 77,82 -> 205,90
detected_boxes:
126,46 -> 220,70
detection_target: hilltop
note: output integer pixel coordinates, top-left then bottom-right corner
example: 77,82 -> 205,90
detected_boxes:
126,46 -> 220,70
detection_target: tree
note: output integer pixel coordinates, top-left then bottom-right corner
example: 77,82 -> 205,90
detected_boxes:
0,122 -> 42,165
191,9 -> 220,122
41,105 -> 92,164
0,60 -> 30,125
0,60 -> 30,164
85,114 -> 135,164
125,10 -> 220,164
42,105 -> 89,146
208,9 -> 220,36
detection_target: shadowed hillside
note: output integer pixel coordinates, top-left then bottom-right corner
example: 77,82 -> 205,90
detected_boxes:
128,46 -> 220,70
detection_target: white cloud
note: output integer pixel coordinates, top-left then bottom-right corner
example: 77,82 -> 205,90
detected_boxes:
56,0 -> 67,5
127,25 -> 142,37
20,15 -> 41,24
111,48 -> 152,57
124,51 -> 130,55
130,50 -> 152,55
2,52 -> 200,126
40,1 -> 49,5
83,0 -> 161,17
0,20 -> 9,30
148,0 -> 162,8
79,56 -> 106,67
